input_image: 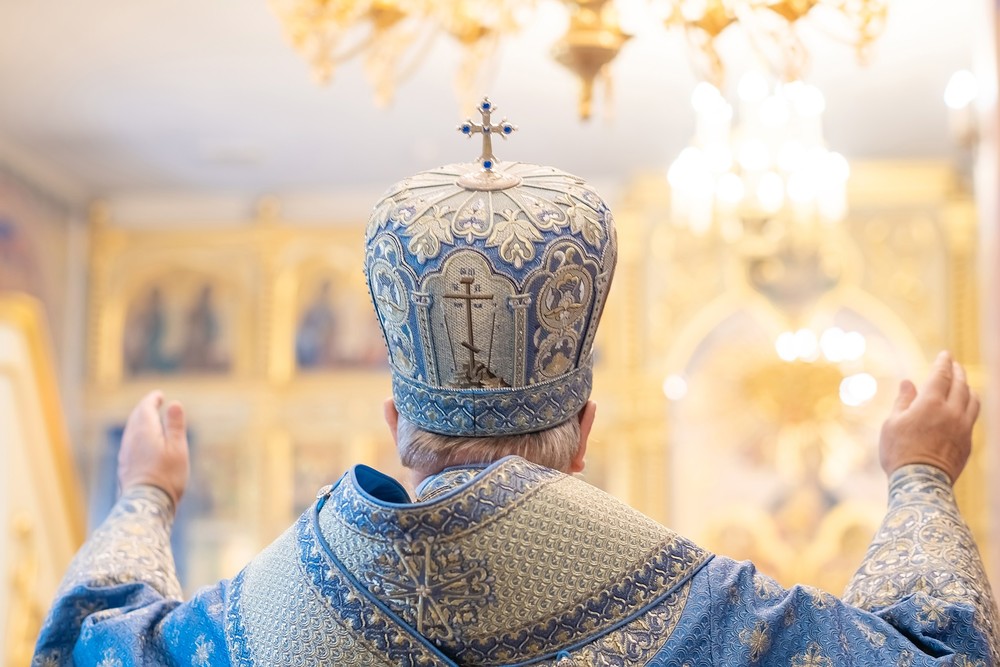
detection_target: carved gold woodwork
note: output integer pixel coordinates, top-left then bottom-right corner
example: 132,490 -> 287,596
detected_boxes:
5,514 -> 42,667
0,295 -> 86,546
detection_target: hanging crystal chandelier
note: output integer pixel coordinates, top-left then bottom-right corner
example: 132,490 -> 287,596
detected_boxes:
267,0 -> 887,118
666,71 -> 850,245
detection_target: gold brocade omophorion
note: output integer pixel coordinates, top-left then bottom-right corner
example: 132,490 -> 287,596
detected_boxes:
235,457 -> 711,665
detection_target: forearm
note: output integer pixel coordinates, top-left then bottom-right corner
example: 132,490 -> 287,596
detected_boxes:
55,484 -> 182,599
844,464 -> 999,660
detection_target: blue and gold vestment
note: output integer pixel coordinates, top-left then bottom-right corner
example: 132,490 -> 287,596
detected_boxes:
34,458 -> 999,665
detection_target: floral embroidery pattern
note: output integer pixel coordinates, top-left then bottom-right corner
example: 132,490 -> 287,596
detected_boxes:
752,573 -> 782,600
852,617 -> 886,648
791,642 -> 833,667
844,465 -> 1000,665
192,634 -> 214,666
367,163 -> 611,271
96,649 -> 122,667
739,620 -> 771,662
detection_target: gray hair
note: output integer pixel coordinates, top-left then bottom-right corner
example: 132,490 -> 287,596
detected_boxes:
396,416 -> 581,473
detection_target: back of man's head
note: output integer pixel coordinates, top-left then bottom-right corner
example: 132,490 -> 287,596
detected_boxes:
396,415 -> 581,473
363,98 -> 616,471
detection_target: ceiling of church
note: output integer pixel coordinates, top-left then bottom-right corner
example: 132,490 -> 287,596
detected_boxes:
0,0 -> 980,202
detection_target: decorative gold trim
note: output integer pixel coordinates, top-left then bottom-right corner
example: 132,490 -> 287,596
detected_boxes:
4,512 -> 42,666
0,292 -> 85,545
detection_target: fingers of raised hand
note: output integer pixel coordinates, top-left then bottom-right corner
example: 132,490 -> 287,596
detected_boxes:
127,390 -> 163,424
923,350 -> 954,399
164,402 -> 188,448
966,388 -> 981,426
893,379 -> 918,413
948,361 -> 971,410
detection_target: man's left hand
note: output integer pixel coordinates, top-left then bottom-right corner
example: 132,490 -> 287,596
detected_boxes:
118,390 -> 190,509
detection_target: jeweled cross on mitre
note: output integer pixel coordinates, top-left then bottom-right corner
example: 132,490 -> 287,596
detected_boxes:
458,97 -> 517,171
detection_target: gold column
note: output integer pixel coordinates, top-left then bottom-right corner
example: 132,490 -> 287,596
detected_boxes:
87,202 -> 125,387
946,198 -> 988,554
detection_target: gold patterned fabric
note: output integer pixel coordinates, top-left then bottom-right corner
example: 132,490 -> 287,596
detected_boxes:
53,486 -> 181,600
33,460 -> 1000,666
315,457 -> 710,664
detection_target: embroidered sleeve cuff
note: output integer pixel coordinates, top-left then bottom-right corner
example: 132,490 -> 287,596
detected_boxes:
54,482 -> 183,600
121,483 -> 177,519
887,464 -> 957,512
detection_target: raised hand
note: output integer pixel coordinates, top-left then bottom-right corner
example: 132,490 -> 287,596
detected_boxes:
118,390 -> 191,508
879,351 -> 980,484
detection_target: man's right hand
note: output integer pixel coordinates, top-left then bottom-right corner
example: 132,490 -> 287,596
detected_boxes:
879,351 -> 980,484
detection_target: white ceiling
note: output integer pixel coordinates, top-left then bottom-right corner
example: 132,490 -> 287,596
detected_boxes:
0,0 -> 981,204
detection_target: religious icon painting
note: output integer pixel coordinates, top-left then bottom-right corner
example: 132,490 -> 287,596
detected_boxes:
122,273 -> 236,377
185,439 -> 242,521
94,419 -> 249,593
293,270 -> 387,373
173,436 -> 247,592
664,303 -> 907,590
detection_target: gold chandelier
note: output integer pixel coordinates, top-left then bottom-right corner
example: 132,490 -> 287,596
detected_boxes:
268,0 -> 888,118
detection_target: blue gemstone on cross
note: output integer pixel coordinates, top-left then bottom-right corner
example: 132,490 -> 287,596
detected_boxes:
456,96 -> 518,172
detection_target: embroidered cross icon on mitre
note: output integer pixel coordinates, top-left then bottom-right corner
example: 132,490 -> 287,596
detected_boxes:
444,276 -> 509,389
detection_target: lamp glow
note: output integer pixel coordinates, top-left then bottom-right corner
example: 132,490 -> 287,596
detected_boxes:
840,373 -> 877,406
663,374 -> 689,400
944,70 -> 978,110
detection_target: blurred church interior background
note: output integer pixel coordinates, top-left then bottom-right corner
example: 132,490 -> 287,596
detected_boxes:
2,0 -> 1000,662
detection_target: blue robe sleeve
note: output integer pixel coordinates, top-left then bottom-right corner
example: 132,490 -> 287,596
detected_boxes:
845,464 -> 1000,663
32,486 -> 231,666
704,464 -> 998,666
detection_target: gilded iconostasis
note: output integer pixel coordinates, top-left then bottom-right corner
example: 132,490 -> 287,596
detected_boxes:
68,159 -> 984,596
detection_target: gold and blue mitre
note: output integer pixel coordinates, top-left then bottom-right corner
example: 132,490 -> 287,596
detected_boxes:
364,97 -> 617,436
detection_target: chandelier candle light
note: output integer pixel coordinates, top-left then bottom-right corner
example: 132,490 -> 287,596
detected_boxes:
667,71 -> 850,240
